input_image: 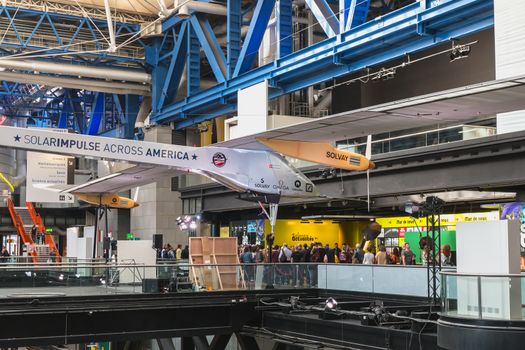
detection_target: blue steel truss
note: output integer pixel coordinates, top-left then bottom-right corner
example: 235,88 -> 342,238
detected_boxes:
149,0 -> 494,129
0,5 -> 144,137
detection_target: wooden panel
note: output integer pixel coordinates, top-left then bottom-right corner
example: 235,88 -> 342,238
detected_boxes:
189,237 -> 244,290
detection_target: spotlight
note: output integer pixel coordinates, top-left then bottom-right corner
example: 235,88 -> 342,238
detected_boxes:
321,169 -> 329,178
184,215 -> 191,223
58,274 -> 64,281
99,278 -> 106,285
330,168 -> 337,177
449,44 -> 471,62
325,297 -> 338,311
371,67 -> 396,81
189,221 -> 197,230
196,214 -> 201,220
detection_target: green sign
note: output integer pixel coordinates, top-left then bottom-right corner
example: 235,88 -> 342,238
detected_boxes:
45,228 -> 53,233
126,233 -> 134,240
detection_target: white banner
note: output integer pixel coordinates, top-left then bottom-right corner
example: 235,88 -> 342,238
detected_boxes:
26,151 -> 74,203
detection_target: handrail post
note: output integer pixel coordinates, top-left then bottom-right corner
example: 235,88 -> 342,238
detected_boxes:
477,275 -> 482,319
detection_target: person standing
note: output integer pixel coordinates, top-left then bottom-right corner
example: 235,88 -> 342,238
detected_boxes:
352,244 -> 364,264
0,246 -> 9,263
240,246 -> 255,282
334,243 -> 341,263
390,246 -> 401,264
324,244 -> 335,263
401,243 -> 415,265
440,244 -> 453,266
362,246 -> 375,264
339,243 -> 349,263
181,245 -> 189,260
375,245 -> 388,265
175,244 -> 182,261
30,225 -> 38,243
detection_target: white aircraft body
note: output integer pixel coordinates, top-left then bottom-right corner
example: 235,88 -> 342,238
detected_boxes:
0,126 -> 319,199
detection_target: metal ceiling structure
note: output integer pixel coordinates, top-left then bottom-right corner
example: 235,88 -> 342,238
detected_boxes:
0,0 -> 498,139
0,0 -> 151,137
149,0 -> 494,128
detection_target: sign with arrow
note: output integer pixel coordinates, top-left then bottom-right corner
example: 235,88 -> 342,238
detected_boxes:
26,151 -> 75,203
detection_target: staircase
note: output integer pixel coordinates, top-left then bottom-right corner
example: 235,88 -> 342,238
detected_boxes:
7,198 -> 37,261
7,199 -> 61,261
26,201 -> 60,260
14,206 -> 33,237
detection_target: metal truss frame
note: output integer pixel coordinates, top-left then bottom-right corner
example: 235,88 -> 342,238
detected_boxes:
149,0 -> 493,128
3,0 -> 156,24
0,4 -> 144,66
0,4 -> 145,137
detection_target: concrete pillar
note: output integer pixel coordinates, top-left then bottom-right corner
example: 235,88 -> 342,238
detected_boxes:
130,125 -> 186,246
495,0 -> 525,133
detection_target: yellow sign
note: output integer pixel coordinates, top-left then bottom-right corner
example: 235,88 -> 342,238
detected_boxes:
376,212 -> 499,229
265,220 -> 366,247
220,226 -> 229,238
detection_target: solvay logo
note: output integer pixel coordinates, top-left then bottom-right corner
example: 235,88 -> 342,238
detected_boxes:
212,152 -> 227,167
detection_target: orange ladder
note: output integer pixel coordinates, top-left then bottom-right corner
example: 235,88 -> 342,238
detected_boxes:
26,201 -> 61,260
7,198 -> 37,261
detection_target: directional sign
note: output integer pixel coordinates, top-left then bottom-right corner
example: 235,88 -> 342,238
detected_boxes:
26,151 -> 75,203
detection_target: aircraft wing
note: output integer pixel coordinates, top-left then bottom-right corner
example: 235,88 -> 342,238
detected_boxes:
61,165 -> 181,194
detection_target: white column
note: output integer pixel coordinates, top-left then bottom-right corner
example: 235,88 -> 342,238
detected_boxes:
495,0 -> 525,133
130,126 -> 185,246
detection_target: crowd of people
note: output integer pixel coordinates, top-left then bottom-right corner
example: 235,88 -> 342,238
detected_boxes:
238,241 -> 455,266
237,241 -> 454,286
159,244 -> 189,260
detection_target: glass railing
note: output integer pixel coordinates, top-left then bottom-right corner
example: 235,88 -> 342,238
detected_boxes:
0,262 -> 435,298
441,271 -> 525,321
338,124 -> 496,156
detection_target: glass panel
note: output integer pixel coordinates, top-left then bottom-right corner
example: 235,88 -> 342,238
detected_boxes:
479,276 -> 523,320
450,275 -> 479,319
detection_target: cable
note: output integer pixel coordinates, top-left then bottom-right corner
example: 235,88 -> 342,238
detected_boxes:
319,40 -> 479,92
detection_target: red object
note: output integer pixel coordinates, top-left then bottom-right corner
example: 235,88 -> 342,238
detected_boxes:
26,201 -> 61,261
